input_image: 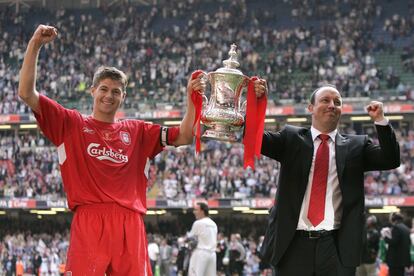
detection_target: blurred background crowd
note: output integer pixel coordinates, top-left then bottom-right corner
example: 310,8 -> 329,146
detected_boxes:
0,0 -> 413,115
1,128 -> 413,200
0,213 -> 412,276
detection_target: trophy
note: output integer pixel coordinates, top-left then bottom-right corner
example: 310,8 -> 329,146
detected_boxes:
200,44 -> 249,142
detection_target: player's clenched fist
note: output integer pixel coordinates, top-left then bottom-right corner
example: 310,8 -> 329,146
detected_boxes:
30,24 -> 58,48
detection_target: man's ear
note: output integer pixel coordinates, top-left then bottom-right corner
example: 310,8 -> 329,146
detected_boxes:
90,86 -> 95,97
119,91 -> 126,106
307,104 -> 313,113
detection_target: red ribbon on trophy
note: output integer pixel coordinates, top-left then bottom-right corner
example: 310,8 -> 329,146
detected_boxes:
190,70 -> 204,155
243,76 -> 267,170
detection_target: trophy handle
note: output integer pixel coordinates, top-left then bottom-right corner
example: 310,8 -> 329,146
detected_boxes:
200,71 -> 209,83
200,71 -> 209,107
240,100 -> 247,115
202,94 -> 209,108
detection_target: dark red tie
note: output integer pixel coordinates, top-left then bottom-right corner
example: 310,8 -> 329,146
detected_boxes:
307,134 -> 330,227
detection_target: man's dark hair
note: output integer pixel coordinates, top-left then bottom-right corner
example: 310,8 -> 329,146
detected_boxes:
390,212 -> 404,223
197,202 -> 209,216
92,66 -> 128,91
309,84 -> 339,104
366,215 -> 377,227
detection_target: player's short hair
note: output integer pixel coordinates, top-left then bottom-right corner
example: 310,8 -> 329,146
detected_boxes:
309,84 -> 339,104
92,66 -> 128,92
197,202 -> 209,216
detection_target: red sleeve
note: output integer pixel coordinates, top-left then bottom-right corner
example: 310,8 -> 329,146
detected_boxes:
160,126 -> 180,146
167,126 -> 180,145
33,94 -> 78,146
142,122 -> 164,159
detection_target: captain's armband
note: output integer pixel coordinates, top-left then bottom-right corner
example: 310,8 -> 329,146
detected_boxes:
160,126 -> 180,146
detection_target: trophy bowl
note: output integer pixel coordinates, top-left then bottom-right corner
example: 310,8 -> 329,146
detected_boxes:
200,44 -> 249,142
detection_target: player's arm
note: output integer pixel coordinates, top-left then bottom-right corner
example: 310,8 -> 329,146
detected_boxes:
18,25 -> 58,114
171,75 -> 206,146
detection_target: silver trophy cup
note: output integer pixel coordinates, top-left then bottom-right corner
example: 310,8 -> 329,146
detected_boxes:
200,44 -> 249,142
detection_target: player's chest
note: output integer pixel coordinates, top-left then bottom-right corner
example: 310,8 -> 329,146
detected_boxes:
79,124 -> 135,163
82,123 -> 132,142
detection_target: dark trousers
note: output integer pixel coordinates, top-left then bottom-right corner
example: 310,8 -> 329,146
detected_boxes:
274,231 -> 356,276
150,260 -> 156,275
388,266 -> 405,276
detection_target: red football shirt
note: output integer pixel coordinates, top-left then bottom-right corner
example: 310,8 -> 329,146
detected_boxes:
34,95 -> 164,213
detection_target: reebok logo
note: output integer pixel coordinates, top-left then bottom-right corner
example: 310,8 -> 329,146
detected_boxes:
87,143 -> 128,163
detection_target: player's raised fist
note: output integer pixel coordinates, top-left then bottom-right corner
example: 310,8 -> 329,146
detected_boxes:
30,24 -> 58,48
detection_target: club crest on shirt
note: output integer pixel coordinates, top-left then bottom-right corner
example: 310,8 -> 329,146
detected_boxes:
102,131 -> 112,141
120,131 -> 131,145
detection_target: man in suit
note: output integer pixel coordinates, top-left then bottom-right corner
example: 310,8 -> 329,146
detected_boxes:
383,212 -> 411,276
159,238 -> 172,276
356,215 -> 380,276
257,84 -> 400,276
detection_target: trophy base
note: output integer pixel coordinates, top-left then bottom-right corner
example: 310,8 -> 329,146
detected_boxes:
201,125 -> 239,143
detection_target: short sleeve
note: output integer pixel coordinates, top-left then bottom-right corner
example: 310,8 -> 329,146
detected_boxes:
142,122 -> 164,159
33,95 -> 78,146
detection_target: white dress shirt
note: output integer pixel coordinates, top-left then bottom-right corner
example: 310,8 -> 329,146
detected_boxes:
297,127 -> 342,231
297,118 -> 389,231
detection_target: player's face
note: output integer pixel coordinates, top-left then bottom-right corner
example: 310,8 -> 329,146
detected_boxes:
91,78 -> 126,121
308,88 -> 342,133
193,205 -> 203,219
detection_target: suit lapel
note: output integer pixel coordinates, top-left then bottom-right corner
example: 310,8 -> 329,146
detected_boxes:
300,129 -> 314,195
335,133 -> 349,189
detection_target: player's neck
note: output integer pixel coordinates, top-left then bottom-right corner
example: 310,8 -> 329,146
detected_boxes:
91,111 -> 116,123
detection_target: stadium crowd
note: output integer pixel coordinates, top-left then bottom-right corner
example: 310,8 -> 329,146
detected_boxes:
0,215 -> 412,276
0,125 -> 414,200
0,0 -> 414,116
0,127 -> 413,200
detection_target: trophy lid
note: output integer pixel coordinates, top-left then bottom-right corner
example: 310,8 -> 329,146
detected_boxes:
214,44 -> 244,76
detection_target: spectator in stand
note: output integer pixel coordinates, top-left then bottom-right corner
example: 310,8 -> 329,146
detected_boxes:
176,236 -> 191,276
159,238 -> 172,276
229,233 -> 246,276
2,253 -> 15,276
33,252 -> 42,276
216,232 -> 228,275
245,240 -> 261,275
356,215 -> 380,276
382,212 -> 411,276
147,234 -> 159,276
257,235 -> 272,276
15,256 -> 24,276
